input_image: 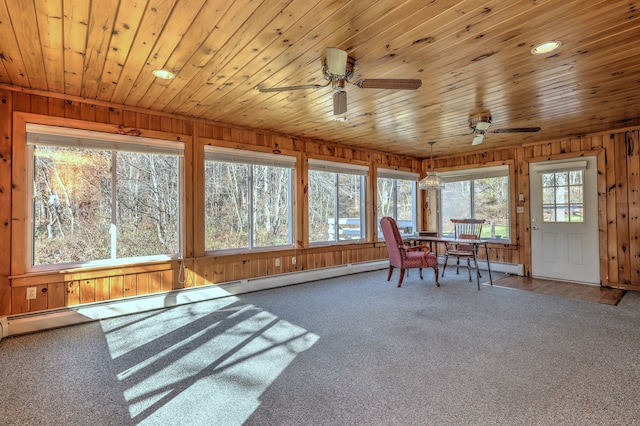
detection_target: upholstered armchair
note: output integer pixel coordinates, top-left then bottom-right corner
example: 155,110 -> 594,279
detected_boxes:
379,216 -> 439,287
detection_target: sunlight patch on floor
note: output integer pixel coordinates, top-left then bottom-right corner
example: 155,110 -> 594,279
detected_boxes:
100,298 -> 319,424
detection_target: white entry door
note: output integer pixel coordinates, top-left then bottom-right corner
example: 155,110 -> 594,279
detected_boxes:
529,156 -> 600,284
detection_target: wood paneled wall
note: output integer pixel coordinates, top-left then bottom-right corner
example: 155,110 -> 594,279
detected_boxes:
0,88 -> 415,316
1,87 -> 639,317
431,131 -> 640,291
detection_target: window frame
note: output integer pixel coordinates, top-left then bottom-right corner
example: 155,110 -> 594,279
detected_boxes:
376,168 -> 419,240
308,158 -> 368,245
203,146 -> 296,253
437,162 -> 515,243
24,123 -> 186,273
532,160 -> 588,224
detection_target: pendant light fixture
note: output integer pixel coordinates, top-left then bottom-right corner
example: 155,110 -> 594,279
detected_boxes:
418,141 -> 445,190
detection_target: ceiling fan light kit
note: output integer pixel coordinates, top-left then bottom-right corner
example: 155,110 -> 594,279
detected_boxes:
469,114 -> 491,129
325,47 -> 349,76
258,47 -> 422,115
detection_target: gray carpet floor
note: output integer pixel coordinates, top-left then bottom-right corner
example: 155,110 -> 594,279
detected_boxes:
1,270 -> 640,425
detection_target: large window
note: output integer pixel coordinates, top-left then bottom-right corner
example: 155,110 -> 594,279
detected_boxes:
204,146 -> 295,251
439,165 -> 510,241
308,159 -> 368,243
377,169 -> 418,238
27,124 -> 183,270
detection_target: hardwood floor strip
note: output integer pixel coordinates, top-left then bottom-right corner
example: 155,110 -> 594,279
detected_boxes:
491,275 -> 626,306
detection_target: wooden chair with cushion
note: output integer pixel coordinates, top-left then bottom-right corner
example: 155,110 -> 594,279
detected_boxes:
441,219 -> 485,282
379,216 -> 439,287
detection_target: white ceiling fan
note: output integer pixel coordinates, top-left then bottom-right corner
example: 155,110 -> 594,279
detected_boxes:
469,114 -> 541,145
257,48 -> 422,115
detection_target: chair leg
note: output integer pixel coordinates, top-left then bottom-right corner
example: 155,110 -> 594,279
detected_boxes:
441,253 -> 449,277
475,258 -> 482,278
419,268 -> 423,280
434,265 -> 440,287
456,256 -> 461,275
398,269 -> 406,287
387,266 -> 394,282
466,258 -> 472,282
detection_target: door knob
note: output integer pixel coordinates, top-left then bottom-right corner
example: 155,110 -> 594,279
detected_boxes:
532,226 -> 539,230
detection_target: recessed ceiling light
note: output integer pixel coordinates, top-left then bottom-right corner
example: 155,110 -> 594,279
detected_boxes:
531,40 -> 562,55
152,69 -> 175,79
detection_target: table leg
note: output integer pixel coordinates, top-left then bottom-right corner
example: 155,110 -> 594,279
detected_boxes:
473,244 -> 481,290
484,242 -> 493,286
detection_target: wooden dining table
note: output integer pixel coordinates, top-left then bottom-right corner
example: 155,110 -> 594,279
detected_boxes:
404,235 -> 493,290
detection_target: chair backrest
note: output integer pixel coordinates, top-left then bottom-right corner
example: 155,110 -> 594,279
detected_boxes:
380,217 -> 405,267
451,219 -> 485,250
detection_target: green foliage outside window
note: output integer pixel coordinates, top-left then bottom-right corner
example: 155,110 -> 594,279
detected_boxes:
440,175 -> 510,240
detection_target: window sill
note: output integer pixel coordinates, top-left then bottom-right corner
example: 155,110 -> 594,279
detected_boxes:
10,258 -> 179,286
310,239 -> 367,246
205,245 -> 296,256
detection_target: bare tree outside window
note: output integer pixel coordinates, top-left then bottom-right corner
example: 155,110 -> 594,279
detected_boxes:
253,165 -> 291,247
116,152 -> 180,257
376,175 -> 417,238
204,150 -> 294,251
309,170 -> 336,243
31,143 -> 181,267
204,161 -> 249,250
309,169 -> 364,243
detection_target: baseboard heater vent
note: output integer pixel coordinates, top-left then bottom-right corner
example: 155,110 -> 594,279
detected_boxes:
0,260 -> 389,339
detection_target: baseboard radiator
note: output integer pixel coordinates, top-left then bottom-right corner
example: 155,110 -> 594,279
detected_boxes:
0,259 -> 523,340
0,260 -> 389,340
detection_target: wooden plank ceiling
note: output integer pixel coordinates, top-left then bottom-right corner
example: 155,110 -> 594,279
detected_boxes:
0,0 -> 639,158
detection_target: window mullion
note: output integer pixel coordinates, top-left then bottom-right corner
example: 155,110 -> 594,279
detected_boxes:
287,168 -> 293,245
110,151 -> 117,260
248,164 -> 254,249
411,181 -> 417,233
470,180 -> 475,218
334,173 -> 339,242
360,176 -> 366,239
392,179 -> 398,220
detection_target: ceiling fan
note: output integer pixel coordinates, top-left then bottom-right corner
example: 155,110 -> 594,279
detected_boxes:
257,48 -> 422,115
469,114 -> 541,145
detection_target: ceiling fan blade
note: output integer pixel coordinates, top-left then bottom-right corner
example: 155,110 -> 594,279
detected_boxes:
325,48 -> 348,76
354,79 -> 422,90
491,127 -> 541,133
257,83 -> 328,93
471,133 -> 485,146
333,90 -> 347,115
